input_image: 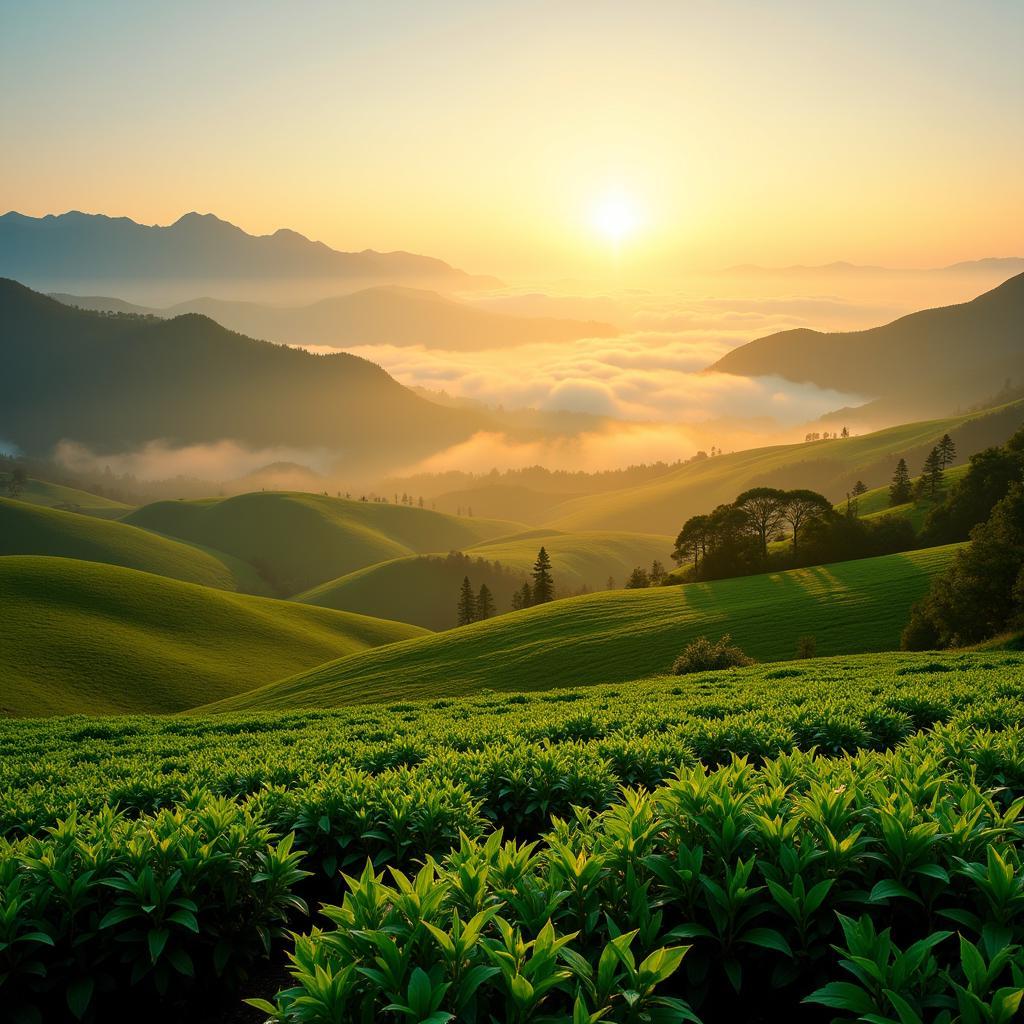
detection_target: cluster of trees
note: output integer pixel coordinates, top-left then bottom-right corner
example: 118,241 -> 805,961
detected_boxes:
456,577 -> 496,626
672,484 -> 917,583
673,487 -> 836,580
902,427 -> 1024,649
889,434 -> 956,506
456,546 -> 556,623
904,483 -> 1024,649
624,560 -> 667,589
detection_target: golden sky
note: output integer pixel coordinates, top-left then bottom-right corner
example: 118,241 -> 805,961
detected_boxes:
3,1 -> 1022,281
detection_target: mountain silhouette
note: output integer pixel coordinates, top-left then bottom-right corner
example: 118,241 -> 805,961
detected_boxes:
0,211 -> 499,294
708,271 -> 1024,416
0,279 -> 489,466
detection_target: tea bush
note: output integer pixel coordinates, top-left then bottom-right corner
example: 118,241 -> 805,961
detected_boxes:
2,651 -> 1024,1020
257,728 -> 1024,1023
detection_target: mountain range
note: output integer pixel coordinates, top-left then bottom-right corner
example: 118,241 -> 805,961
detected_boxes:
0,211 -> 499,298
50,285 -> 617,351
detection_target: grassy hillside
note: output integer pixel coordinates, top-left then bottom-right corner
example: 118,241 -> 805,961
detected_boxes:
293,529 -> 672,629
11,477 -> 132,519
295,553 -> 528,630
124,491 -> 523,595
294,530 -> 672,628
211,543 -> 960,712
846,463 -> 969,532
0,497 -> 267,592
545,399 -> 1024,534
467,529 -> 672,590
0,556 -> 427,717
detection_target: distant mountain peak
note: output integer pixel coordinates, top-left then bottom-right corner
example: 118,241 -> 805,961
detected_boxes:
0,210 -> 502,292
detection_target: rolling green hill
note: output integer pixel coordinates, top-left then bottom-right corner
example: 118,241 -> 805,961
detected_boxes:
0,556 -> 428,717
841,464 -> 970,532
296,529 -> 673,627
10,477 -> 132,519
124,491 -> 524,595
209,543 -> 960,712
0,497 -> 267,592
467,529 -> 671,589
294,552 -> 529,630
293,529 -> 672,629
544,399 -> 1024,535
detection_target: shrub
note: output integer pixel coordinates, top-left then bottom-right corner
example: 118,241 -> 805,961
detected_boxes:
671,634 -> 754,674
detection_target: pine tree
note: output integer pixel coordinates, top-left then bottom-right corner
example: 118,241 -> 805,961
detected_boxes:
889,458 -> 913,506
511,580 -> 532,610
457,576 -> 477,626
922,447 -> 944,497
852,480 -> 868,496
937,433 -> 956,469
531,547 -> 555,604
476,583 -> 495,620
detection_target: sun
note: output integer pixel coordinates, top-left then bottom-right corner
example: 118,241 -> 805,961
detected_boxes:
590,191 -> 642,244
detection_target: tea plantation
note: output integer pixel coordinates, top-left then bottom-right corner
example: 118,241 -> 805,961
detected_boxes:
2,651 -> 1024,1022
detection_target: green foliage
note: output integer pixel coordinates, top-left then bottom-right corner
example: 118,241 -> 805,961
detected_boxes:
671,636 -> 754,675
0,798 -> 308,1022
904,484 -> 1024,650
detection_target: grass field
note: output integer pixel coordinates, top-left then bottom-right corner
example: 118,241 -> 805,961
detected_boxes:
12,477 -> 133,519
209,543 -> 961,712
543,399 -> 1024,534
0,555 -> 428,716
0,497 -> 268,592
124,491 -> 524,595
295,528 -> 673,628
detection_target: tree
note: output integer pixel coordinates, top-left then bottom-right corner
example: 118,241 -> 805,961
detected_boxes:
7,465 -> 27,498
476,583 -> 495,620
457,576 -> 476,626
511,581 -> 533,610
921,446 -> 944,497
625,566 -> 649,589
889,458 -> 913,506
852,480 -> 868,497
673,513 -> 711,570
781,489 -> 833,559
840,426 -> 850,438
531,546 -> 554,604
937,433 -> 956,469
606,576 -> 616,590
649,559 -> 666,585
734,487 -> 787,561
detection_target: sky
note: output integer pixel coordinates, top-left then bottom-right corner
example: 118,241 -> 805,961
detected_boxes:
2,0 -> 1022,282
